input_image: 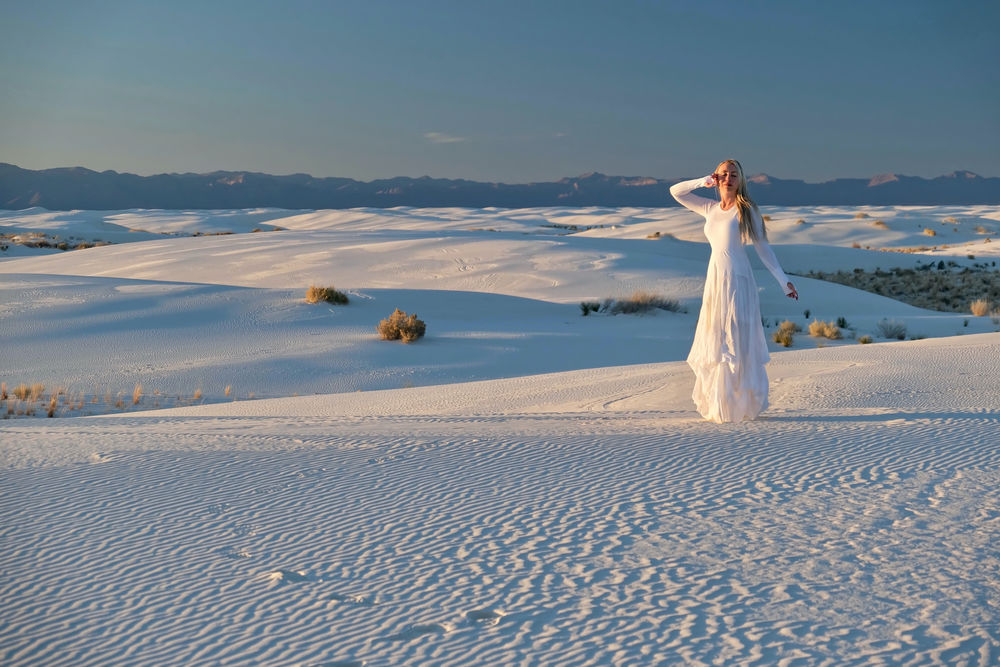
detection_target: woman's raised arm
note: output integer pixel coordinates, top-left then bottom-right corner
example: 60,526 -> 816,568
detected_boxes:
669,175 -> 717,218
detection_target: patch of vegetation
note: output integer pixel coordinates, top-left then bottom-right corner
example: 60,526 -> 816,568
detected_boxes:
970,299 -> 991,316
809,319 -> 842,339
876,319 -> 907,340
306,285 -> 349,305
599,291 -> 686,315
377,309 -> 426,342
771,320 -> 800,347
802,264 -> 1000,313
858,335 -> 874,344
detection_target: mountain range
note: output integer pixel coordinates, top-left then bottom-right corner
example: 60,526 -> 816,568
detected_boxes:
1,163 -> 997,210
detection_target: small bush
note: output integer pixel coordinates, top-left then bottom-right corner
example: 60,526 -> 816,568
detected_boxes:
923,228 -> 936,237
646,231 -> 661,239
378,308 -> 427,343
854,212 -> 870,219
970,299 -> 991,316
836,316 -> 849,329
606,291 -> 685,315
871,220 -> 889,229
809,319 -> 842,339
306,285 -> 349,305
858,335 -> 874,344
772,329 -> 794,347
778,320 -> 801,334
795,219 -> 806,225
580,301 -> 601,316
876,318 -> 907,340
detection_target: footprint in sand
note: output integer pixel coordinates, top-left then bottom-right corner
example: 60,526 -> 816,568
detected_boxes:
217,546 -> 252,559
264,569 -> 315,586
386,622 -> 451,641
206,502 -> 232,516
329,592 -> 377,606
465,609 -> 504,627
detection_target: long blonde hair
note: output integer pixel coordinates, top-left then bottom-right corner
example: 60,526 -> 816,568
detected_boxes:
716,159 -> 765,243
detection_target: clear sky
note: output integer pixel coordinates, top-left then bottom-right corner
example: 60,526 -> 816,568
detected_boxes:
1,0 -> 997,183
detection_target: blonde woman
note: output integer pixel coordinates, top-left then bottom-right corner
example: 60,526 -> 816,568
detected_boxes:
670,159 -> 798,423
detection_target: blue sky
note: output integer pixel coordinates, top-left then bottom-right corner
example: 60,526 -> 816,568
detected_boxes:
1,0 -> 997,182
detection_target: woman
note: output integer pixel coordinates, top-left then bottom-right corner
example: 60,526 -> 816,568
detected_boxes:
670,159 -> 798,423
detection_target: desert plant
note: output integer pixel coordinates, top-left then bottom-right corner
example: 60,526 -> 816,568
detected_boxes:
854,211 -> 870,219
809,319 -> 842,339
858,335 -> 874,344
803,309 -> 810,319
970,299 -> 991,316
795,219 -> 806,225
778,320 -> 802,334
646,231 -> 661,239
132,383 -> 143,405
871,220 -> 889,229
306,285 -> 349,305
772,329 -> 794,347
378,309 -> 427,343
606,291 -> 685,315
923,228 -> 936,237
876,318 -> 907,340
580,301 -> 601,316
836,316 -> 849,329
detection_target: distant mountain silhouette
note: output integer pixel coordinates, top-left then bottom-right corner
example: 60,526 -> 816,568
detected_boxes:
1,163 -> 997,210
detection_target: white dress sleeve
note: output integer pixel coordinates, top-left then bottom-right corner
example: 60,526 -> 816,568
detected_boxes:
750,207 -> 793,294
669,175 -> 716,218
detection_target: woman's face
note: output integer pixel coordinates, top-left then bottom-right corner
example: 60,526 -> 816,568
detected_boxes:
714,162 -> 741,196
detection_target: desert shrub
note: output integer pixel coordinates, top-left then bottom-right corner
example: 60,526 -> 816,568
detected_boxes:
970,299 -> 991,316
795,219 -> 806,225
871,220 -> 889,229
778,320 -> 801,334
876,318 -> 907,340
923,228 -> 936,236
646,231 -> 661,239
580,301 -> 601,316
772,329 -> 794,347
854,212 -> 870,219
944,216 -> 958,223
378,308 -> 427,343
606,291 -> 685,315
306,285 -> 349,305
836,316 -> 849,329
858,335 -> 874,344
809,319 -> 842,339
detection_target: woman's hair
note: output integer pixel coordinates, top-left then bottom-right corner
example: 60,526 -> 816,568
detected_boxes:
716,159 -> 765,243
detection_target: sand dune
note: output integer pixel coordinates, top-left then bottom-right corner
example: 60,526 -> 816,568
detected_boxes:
2,205 -> 999,665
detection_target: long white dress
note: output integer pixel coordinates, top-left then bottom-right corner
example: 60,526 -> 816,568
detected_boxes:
670,176 -> 793,423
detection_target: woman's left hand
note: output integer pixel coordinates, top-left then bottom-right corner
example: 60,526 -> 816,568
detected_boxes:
786,282 -> 799,300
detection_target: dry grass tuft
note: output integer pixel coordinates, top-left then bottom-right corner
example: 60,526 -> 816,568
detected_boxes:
808,320 -> 842,339
377,309 -> 427,343
306,285 -> 349,305
858,335 -> 874,344
604,291 -> 686,315
923,228 -> 937,237
854,212 -> 870,219
132,383 -> 143,405
871,220 -> 889,229
970,299 -> 991,316
876,319 -> 907,340
771,320 -> 801,347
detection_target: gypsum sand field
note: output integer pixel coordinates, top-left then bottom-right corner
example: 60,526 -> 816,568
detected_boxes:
1,204 -> 999,666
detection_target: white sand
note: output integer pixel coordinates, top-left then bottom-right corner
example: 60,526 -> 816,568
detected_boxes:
1,205 -> 999,665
